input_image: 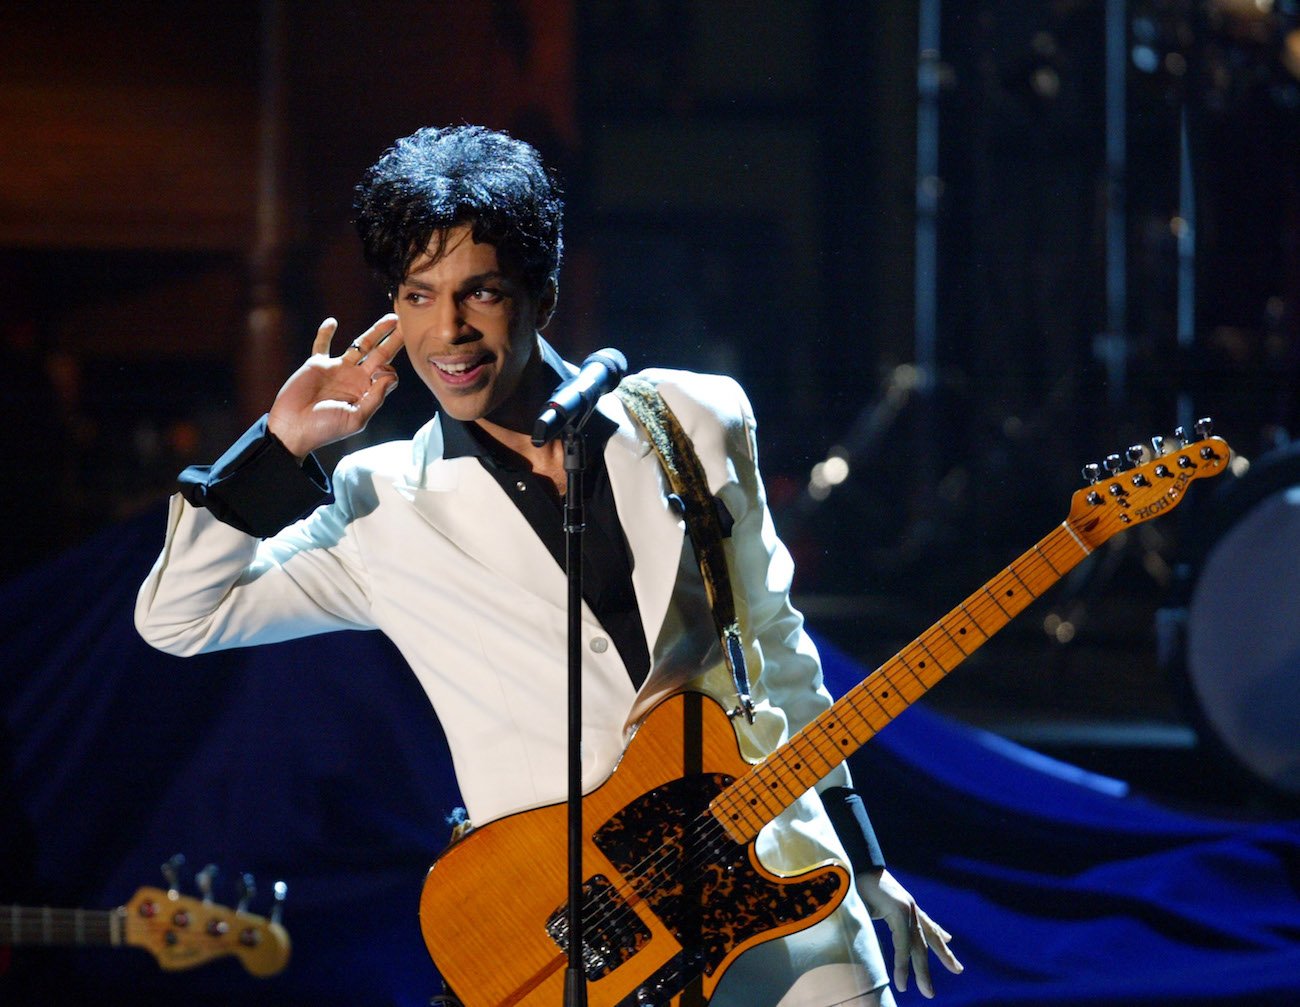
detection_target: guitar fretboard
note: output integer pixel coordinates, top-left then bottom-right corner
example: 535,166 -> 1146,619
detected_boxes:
713,520 -> 1092,842
0,904 -> 123,947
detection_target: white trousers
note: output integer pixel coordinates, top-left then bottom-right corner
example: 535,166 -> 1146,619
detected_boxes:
773,965 -> 895,1007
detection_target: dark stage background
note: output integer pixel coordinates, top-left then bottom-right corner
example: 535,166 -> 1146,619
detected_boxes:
2,1 -> 1299,1003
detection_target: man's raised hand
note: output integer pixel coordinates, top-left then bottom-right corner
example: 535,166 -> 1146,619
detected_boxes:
267,314 -> 404,460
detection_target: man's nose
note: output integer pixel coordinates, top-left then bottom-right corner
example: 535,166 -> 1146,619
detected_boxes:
433,297 -> 470,343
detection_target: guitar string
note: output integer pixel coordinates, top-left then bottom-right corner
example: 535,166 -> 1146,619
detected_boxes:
561,548 -> 1066,956
0,908 -> 116,942
556,497 -> 1169,956
569,466 -> 1206,969
676,522 -> 1087,851
567,523 -> 1097,953
0,906 -> 256,942
710,524 -> 1088,827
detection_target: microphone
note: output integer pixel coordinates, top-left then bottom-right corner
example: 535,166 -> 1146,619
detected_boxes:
532,348 -> 628,446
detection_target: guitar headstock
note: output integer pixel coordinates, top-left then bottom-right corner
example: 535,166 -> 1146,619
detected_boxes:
123,886 -> 290,977
1067,418 -> 1231,551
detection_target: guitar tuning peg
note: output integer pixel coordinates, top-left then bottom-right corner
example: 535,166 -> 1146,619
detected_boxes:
196,863 -> 219,904
1151,434 -> 1166,457
1125,444 -> 1147,466
1173,425 -> 1189,446
161,853 -> 186,896
236,872 -> 256,913
270,880 -> 287,926
1082,462 -> 1102,484
1103,453 -> 1124,475
1194,416 -> 1213,439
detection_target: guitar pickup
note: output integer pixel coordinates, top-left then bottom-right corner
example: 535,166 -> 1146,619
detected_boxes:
546,874 -> 650,979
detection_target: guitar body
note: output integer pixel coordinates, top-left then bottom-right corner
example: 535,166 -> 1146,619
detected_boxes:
419,691 -> 850,1007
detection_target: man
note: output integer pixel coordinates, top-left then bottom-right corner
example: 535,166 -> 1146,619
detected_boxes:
135,125 -> 960,1006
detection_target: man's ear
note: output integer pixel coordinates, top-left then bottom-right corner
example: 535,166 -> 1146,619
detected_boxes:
535,279 -> 558,330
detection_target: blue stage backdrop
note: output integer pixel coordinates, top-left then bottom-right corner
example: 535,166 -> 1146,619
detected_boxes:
0,505 -> 1297,1005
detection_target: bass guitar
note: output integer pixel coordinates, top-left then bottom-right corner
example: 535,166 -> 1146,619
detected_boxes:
419,425 -> 1230,1006
0,881 -> 290,977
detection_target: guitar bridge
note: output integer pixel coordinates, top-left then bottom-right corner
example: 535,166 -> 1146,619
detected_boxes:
545,874 -> 651,979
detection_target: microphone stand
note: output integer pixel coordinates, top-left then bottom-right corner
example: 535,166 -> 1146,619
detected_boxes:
532,346 -> 626,1006
561,422 -> 589,1007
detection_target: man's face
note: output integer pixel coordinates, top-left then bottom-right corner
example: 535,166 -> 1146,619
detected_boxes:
395,224 -> 551,423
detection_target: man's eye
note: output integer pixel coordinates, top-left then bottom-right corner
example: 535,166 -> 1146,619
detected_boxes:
404,291 -> 427,304
469,288 -> 503,304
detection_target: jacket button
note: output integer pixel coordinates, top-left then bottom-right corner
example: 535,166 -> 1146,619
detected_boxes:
589,637 -> 609,653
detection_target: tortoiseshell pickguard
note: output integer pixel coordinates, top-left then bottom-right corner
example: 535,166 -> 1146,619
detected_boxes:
591,772 -> 844,997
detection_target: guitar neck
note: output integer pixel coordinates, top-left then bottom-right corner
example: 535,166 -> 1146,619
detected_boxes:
0,905 -> 124,948
714,520 -> 1094,842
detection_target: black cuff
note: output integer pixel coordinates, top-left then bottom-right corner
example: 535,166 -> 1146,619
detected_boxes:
821,786 -> 886,872
177,415 -> 330,537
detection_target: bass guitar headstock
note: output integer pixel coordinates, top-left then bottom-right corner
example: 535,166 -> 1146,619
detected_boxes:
123,859 -> 290,977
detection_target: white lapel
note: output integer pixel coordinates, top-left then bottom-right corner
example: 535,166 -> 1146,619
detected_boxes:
390,404 -> 687,651
598,394 -> 686,658
392,416 -> 568,607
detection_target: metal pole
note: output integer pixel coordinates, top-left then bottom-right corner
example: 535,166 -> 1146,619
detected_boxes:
244,0 -> 290,424
915,0 -> 941,396
1100,0 -> 1129,412
1176,106 -> 1196,434
915,0 -> 942,499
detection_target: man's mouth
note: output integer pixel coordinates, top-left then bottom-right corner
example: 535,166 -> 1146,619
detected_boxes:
431,355 -> 489,385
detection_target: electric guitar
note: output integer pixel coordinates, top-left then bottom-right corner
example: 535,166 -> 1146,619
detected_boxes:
0,887 -> 290,977
419,426 -> 1231,1006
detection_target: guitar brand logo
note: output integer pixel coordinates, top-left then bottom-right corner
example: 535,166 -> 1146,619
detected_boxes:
1134,471 -> 1192,520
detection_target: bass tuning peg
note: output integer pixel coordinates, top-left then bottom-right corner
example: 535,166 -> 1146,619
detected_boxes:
237,872 -> 256,913
196,863 -> 218,904
271,880 -> 288,925
161,853 -> 186,896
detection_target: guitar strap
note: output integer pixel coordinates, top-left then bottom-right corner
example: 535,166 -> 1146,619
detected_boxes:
616,376 -> 756,724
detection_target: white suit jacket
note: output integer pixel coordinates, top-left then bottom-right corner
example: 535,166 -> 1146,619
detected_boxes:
135,368 -> 887,1003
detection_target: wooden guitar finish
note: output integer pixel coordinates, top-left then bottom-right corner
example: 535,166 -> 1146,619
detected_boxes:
419,430 -> 1231,1006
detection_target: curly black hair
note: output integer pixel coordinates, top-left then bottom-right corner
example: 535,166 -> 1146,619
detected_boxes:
354,125 -> 564,299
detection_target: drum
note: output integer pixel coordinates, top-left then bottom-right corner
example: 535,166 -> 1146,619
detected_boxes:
1176,442 -> 1300,799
